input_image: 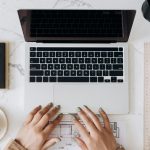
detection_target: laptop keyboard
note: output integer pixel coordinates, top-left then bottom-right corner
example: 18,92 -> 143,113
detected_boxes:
29,47 -> 124,83
30,10 -> 123,38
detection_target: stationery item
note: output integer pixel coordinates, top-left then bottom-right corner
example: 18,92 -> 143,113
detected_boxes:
0,43 -> 7,89
144,43 -> 150,150
0,108 -> 8,140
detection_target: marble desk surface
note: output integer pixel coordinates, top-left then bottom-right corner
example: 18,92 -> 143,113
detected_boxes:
0,0 -> 149,149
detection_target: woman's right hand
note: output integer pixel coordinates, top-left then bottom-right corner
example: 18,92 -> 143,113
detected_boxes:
73,106 -> 118,150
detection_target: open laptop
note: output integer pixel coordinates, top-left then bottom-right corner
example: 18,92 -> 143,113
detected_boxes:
18,9 -> 136,114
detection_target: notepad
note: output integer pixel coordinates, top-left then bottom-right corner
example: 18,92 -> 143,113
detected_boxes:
144,43 -> 150,150
0,43 -> 6,88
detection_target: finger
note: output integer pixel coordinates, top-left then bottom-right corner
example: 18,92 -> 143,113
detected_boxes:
99,108 -> 111,130
74,137 -> 88,150
31,103 -> 53,125
24,105 -> 41,125
42,138 -> 61,150
37,105 -> 61,129
77,107 -> 97,133
83,106 -> 102,131
71,115 -> 89,141
43,113 -> 63,134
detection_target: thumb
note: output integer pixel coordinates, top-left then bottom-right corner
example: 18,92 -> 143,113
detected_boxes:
74,137 -> 88,150
42,137 -> 61,150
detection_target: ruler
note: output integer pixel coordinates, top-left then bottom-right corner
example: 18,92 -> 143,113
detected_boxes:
144,43 -> 150,150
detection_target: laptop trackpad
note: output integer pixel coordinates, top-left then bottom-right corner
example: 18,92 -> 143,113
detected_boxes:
53,84 -> 126,114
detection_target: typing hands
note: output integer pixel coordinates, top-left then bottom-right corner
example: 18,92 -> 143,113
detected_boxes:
16,103 -> 63,150
73,106 -> 117,150
14,104 -> 118,150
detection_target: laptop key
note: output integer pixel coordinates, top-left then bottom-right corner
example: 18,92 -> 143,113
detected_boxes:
117,58 -> 123,63
30,52 -> 36,57
61,64 -> 66,70
37,52 -> 42,57
84,71 -> 89,76
79,58 -> 84,63
30,47 -> 36,51
77,70 -> 83,76
88,52 -> 94,57
42,64 -> 47,70
118,79 -> 123,82
45,70 -> 50,76
30,58 -> 39,63
48,64 -> 53,70
100,64 -> 105,70
92,58 -> 97,63
58,77 -> 89,82
80,64 -> 86,70
71,71 -> 76,76
105,79 -> 110,82
98,58 -> 103,63
58,71 -> 63,76
105,58 -> 110,63
46,58 -> 52,63
85,58 -> 91,63
101,52 -> 107,57
30,77 -> 35,82
82,52 -> 87,57
53,58 -> 58,63
49,77 -> 56,82
87,64 -> 92,70
43,52 -> 49,57
95,52 -> 100,57
64,71 -> 70,76
106,64 -> 112,70
69,52 -> 74,57
36,77 -> 42,82
114,52 -> 123,57
66,58 -> 71,63
50,52 -> 55,57
30,71 -> 43,76
72,58 -> 78,63
74,64 -> 79,70
75,52 -> 81,57
43,77 -> 48,82
109,71 -> 123,76
108,52 -> 113,57
111,77 -> 117,82
59,58 -> 65,63
103,71 -> 108,76
54,64 -> 60,70
67,64 -> 73,70
51,71 -> 57,76
113,64 -> 123,70
97,71 -> 102,76
111,58 -> 116,63
63,52 -> 68,57
30,64 -> 40,70
90,71 -> 95,76
90,77 -> 97,82
98,77 -> 104,82
56,52 -> 62,57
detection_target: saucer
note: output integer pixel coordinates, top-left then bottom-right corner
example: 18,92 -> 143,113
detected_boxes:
0,108 -> 8,140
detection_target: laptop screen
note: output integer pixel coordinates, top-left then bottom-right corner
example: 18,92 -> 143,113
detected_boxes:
18,10 -> 136,43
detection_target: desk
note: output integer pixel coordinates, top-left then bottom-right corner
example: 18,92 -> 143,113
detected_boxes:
0,0 -> 148,149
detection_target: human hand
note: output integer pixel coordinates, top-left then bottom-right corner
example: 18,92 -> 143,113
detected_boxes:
16,103 -> 63,150
72,106 -> 117,150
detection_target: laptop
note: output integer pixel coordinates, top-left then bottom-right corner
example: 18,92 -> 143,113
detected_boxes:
18,9 -> 136,114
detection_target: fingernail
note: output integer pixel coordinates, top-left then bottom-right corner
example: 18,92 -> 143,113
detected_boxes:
56,105 -> 61,109
99,107 -> 103,112
48,102 -> 53,106
83,105 -> 89,109
77,107 -> 82,112
58,113 -> 63,118
69,113 -> 78,120
38,105 -> 42,108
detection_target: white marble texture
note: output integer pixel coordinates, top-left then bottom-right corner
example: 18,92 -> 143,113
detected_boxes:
0,0 -> 149,149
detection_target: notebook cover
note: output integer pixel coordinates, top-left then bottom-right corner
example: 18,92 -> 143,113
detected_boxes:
0,43 -> 5,88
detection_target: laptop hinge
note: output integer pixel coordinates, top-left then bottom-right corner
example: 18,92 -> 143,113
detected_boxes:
36,40 -> 118,43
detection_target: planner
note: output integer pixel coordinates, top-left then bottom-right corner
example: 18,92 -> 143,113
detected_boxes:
0,43 -> 6,88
